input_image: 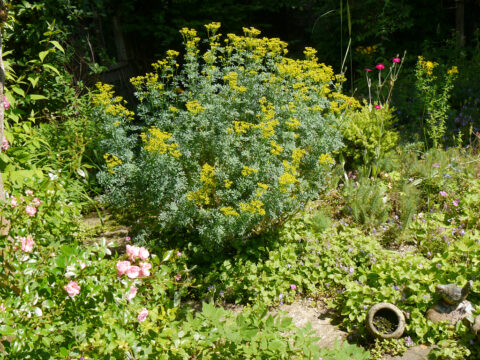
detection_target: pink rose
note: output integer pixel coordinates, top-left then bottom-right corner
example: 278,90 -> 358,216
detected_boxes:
11,197 -> 18,208
25,190 -> 34,196
25,205 -> 37,217
139,262 -> 152,277
126,265 -> 141,279
21,236 -> 35,253
65,281 -> 81,297
1,137 -> 9,151
138,247 -> 149,261
126,245 -> 140,261
392,57 -> 401,63
116,260 -> 131,276
126,286 -> 137,301
125,236 -> 131,242
32,198 -> 41,207
376,64 -> 385,70
3,96 -> 9,110
137,308 -> 149,322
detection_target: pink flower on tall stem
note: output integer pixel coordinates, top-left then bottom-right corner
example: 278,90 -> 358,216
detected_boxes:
65,281 -> 81,297
137,308 -> 149,322
392,57 -> 401,63
376,64 -> 385,70
365,68 -> 372,72
375,105 -> 381,109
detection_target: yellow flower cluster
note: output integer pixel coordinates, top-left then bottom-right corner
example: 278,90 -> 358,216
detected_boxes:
93,83 -> 134,120
256,182 -> 269,197
270,140 -> 283,155
104,153 -> 122,174
418,56 -> 438,76
223,72 -> 247,92
303,47 -> 318,61
179,27 -> 200,54
140,127 -> 182,157
224,179 -> 233,188
447,66 -> 459,75
279,160 -> 299,189
130,72 -> 165,90
225,32 -> 288,59
242,166 -> 258,176
220,206 -> 239,216
291,148 -> 306,166
205,22 -> 221,35
240,199 -> 266,215
319,153 -> 335,165
355,45 -> 378,55
285,117 -> 301,130
185,100 -> 205,114
233,121 -> 253,134
186,163 -> 216,206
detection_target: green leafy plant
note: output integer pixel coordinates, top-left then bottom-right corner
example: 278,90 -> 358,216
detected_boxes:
318,340 -> 370,360
415,57 -> 459,148
93,23 -> 358,252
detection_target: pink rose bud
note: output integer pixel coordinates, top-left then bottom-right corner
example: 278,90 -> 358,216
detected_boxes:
1,137 -> 9,151
137,308 -> 149,322
21,236 -> 35,252
126,286 -> 137,301
126,265 -> 141,279
116,260 -> 131,276
376,64 -> 385,70
392,57 -> 401,63
138,247 -> 150,261
25,205 -> 37,216
65,281 -> 81,297
32,198 -> 41,207
139,262 -> 152,277
3,96 -> 9,110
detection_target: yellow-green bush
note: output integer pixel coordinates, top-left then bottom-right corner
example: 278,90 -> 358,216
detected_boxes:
340,104 -> 399,168
92,23 -> 358,251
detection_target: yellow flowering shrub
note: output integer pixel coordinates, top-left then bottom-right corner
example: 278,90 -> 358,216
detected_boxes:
94,23 -> 356,251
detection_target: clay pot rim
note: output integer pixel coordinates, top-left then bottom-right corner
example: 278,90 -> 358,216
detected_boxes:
366,302 -> 406,340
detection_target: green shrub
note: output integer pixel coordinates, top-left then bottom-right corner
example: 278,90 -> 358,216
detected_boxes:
93,23 -> 358,251
340,103 -> 399,169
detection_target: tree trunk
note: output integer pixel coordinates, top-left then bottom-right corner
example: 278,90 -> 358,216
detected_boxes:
456,0 -> 465,47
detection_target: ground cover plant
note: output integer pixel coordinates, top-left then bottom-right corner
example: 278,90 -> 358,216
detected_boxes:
2,3 -> 480,359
